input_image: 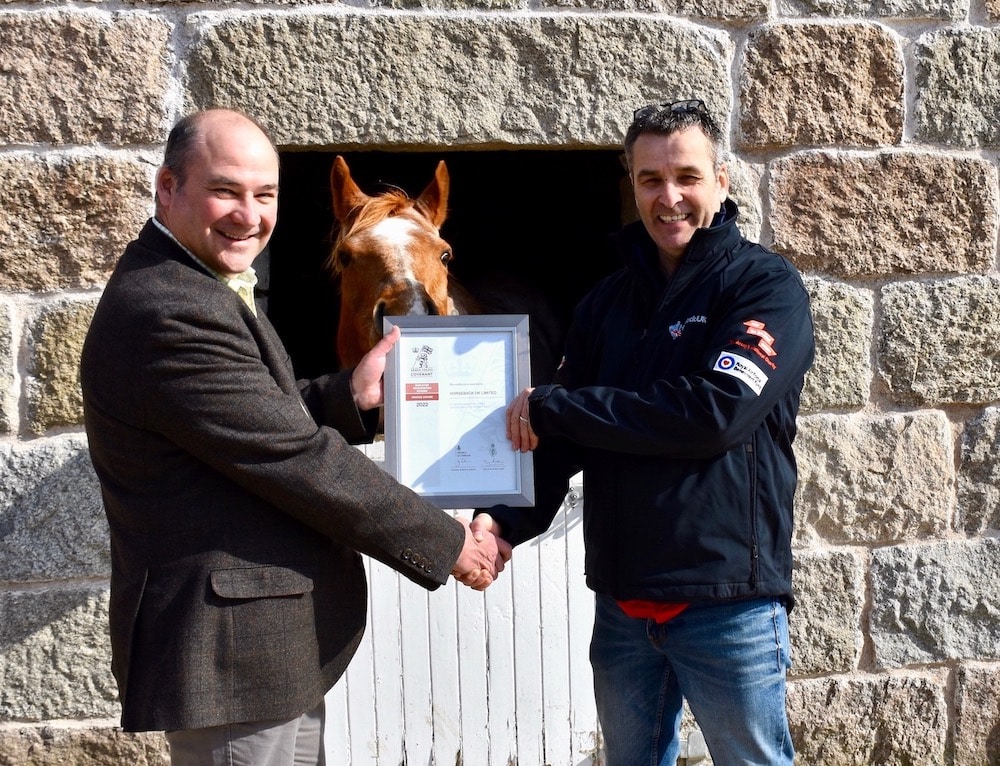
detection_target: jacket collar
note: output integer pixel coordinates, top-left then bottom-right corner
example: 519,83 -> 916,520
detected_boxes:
138,218 -> 217,281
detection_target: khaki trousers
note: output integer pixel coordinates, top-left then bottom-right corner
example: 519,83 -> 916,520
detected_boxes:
165,699 -> 325,766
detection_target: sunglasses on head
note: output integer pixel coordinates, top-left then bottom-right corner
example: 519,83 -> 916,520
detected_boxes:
633,99 -> 710,121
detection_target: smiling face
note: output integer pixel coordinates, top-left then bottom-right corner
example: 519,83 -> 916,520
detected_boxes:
155,111 -> 279,278
630,127 -> 729,276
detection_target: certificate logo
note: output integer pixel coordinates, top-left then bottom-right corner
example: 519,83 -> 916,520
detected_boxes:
410,344 -> 434,375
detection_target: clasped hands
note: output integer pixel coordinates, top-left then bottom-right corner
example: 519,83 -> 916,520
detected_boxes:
451,514 -> 511,591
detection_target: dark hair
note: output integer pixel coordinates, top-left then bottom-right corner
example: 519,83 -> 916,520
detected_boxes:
161,114 -> 201,189
161,109 -> 275,189
623,99 -> 724,173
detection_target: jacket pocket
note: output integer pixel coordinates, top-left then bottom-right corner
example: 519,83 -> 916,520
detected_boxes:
210,565 -> 314,600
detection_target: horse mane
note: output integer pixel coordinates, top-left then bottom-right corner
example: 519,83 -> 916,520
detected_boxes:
327,189 -> 416,275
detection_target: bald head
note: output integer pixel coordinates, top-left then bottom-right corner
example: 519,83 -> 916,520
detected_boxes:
160,109 -> 278,194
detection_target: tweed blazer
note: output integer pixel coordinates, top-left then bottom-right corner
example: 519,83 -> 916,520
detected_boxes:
80,220 -> 465,732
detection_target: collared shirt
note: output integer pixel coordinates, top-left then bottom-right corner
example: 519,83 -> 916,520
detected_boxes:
152,217 -> 258,316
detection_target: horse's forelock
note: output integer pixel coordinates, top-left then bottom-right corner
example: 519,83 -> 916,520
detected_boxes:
348,191 -> 412,235
330,190 -> 416,273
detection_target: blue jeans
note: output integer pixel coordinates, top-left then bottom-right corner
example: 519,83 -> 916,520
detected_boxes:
590,594 -> 794,766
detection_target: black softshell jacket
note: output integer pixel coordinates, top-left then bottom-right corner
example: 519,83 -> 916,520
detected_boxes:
484,200 -> 815,607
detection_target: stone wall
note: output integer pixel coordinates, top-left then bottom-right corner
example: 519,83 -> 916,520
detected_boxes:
1,2 -> 998,765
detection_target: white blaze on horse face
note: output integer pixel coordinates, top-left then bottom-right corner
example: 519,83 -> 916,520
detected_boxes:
363,215 -> 450,320
369,216 -> 419,279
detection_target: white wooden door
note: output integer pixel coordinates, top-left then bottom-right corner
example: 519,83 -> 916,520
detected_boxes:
326,447 -> 598,765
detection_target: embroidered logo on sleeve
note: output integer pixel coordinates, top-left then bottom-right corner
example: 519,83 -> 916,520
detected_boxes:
734,319 -> 778,370
713,352 -> 768,395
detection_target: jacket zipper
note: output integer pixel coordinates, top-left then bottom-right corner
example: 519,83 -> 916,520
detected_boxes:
745,439 -> 759,588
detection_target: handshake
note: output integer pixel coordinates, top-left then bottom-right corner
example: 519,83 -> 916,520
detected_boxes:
451,513 -> 511,591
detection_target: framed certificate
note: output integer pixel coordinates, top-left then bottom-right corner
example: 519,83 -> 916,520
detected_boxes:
382,315 -> 534,509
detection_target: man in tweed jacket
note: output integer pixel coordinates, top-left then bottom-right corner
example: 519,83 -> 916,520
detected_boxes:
80,108 -> 504,765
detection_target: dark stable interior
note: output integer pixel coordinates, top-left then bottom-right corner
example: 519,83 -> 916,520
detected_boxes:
264,149 -> 628,382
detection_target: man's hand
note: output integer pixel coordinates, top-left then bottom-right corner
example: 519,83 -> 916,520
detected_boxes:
471,513 -> 512,564
351,324 -> 401,411
451,516 -> 506,591
506,388 -> 539,452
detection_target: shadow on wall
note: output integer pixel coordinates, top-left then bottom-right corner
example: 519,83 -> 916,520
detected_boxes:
264,149 -> 626,381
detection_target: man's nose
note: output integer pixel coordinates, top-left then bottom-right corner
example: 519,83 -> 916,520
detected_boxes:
660,183 -> 683,207
231,196 -> 262,226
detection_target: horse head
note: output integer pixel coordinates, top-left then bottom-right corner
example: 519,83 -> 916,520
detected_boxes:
327,155 -> 475,368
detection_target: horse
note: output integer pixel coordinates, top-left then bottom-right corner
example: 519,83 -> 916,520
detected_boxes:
326,155 -> 562,382
327,154 -> 480,368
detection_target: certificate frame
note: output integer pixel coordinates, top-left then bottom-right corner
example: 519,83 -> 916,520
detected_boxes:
382,314 -> 534,509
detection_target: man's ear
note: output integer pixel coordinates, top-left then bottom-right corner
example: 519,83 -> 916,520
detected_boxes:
155,166 -> 175,206
718,166 -> 730,203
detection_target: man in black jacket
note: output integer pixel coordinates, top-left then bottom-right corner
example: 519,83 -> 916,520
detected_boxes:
472,99 -> 815,765
81,108 -> 503,765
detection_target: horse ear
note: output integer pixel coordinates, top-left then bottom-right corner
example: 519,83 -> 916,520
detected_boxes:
330,155 -> 370,223
415,160 -> 450,229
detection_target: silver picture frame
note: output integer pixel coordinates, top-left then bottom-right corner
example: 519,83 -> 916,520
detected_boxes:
383,314 -> 534,509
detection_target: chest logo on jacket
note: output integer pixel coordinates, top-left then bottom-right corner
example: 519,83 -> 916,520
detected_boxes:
669,314 -> 708,339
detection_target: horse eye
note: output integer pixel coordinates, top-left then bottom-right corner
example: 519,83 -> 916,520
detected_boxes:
338,251 -> 352,268
440,250 -> 453,265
